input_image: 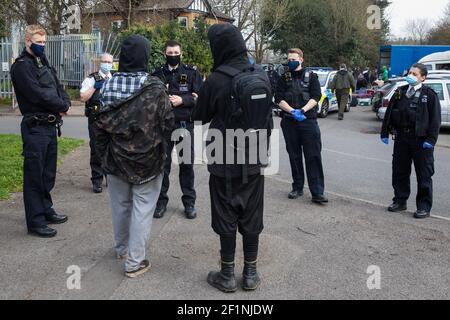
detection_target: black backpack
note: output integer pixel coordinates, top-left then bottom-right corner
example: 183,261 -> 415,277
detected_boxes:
216,65 -> 273,132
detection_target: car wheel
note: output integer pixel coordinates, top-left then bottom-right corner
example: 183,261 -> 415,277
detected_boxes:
318,99 -> 329,118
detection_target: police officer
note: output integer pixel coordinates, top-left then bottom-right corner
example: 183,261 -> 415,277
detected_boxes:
11,25 -> 70,238
275,48 -> 328,204
80,53 -> 113,193
152,40 -> 203,219
381,63 -> 441,219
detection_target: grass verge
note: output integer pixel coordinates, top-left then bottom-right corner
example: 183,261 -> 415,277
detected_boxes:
0,134 -> 84,201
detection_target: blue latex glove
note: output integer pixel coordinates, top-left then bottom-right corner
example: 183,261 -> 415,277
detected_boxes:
291,109 -> 306,122
423,142 -> 434,149
94,80 -> 105,90
381,138 -> 389,145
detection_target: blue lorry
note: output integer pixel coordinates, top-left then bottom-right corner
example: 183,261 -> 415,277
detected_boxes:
379,45 -> 450,78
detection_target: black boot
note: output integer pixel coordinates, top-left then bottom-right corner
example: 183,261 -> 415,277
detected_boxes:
207,261 -> 237,293
242,260 -> 260,291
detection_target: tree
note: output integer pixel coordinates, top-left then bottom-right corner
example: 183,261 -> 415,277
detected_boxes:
268,0 -> 391,69
427,0 -> 450,44
5,0 -> 90,35
249,0 -> 289,63
211,0 -> 257,41
404,18 -> 431,44
121,20 -> 213,75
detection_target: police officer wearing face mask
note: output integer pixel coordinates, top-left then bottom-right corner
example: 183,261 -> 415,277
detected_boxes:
11,25 -> 71,238
275,48 -> 328,204
381,63 -> 441,219
152,40 -> 203,219
80,53 -> 114,194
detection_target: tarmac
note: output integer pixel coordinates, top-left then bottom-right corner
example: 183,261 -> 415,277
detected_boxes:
0,144 -> 449,300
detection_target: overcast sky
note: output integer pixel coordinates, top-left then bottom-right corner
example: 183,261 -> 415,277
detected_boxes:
388,0 -> 449,37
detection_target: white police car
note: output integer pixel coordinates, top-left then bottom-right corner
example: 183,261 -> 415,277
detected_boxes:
315,70 -> 352,118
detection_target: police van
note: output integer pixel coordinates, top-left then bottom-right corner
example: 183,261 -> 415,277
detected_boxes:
419,51 -> 450,71
314,69 -> 352,118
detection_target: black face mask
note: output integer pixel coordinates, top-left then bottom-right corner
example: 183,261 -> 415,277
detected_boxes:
166,55 -> 181,67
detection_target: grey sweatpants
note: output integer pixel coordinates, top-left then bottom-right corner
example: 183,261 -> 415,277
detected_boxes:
108,174 -> 163,272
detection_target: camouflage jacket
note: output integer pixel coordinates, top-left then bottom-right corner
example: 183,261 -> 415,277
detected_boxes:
95,76 -> 174,185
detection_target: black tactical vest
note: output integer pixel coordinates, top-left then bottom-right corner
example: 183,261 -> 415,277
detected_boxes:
85,72 -> 103,118
390,88 -> 421,129
283,70 -> 317,119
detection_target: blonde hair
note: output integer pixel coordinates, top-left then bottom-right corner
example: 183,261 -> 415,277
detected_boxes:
288,48 -> 304,58
25,25 -> 46,40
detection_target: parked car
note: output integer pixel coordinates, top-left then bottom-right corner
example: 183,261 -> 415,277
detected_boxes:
371,80 -> 401,114
353,88 -> 376,107
376,77 -> 450,128
315,70 -> 352,118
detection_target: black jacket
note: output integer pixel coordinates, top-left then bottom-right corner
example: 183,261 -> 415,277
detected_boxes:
11,48 -> 70,116
381,84 -> 441,145
95,35 -> 175,185
193,24 -> 264,178
152,63 -> 203,122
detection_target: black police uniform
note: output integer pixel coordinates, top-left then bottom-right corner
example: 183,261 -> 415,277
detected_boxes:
152,63 -> 203,210
84,72 -> 105,188
275,68 -> 325,197
381,85 -> 441,214
10,49 -> 70,231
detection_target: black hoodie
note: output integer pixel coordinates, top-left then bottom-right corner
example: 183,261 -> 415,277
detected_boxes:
118,35 -> 151,73
193,24 -> 264,178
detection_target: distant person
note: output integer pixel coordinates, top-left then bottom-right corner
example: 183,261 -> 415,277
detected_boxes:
382,66 -> 389,81
95,35 -> 174,278
267,64 -> 280,93
330,63 -> 356,120
79,53 -> 113,194
381,63 -> 441,219
10,25 -> 70,238
356,74 -> 368,91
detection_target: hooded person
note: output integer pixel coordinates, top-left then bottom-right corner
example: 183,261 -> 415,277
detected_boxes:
95,35 -> 174,278
330,63 -> 356,120
193,24 -> 271,293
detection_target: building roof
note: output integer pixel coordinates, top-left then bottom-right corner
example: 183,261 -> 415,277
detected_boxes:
91,0 -> 234,22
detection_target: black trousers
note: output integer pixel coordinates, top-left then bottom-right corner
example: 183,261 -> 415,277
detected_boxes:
210,173 -> 264,237
88,116 -> 103,186
281,117 -> 325,196
158,121 -> 196,208
392,135 -> 435,212
21,120 -> 58,230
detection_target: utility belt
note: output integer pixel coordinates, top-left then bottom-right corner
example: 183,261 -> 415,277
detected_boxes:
393,127 -> 416,138
23,113 -> 63,137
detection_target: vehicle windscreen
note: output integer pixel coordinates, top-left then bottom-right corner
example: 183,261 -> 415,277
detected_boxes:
317,74 -> 329,87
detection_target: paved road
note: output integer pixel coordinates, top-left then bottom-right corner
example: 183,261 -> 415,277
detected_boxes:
2,107 -> 449,218
0,144 -> 449,300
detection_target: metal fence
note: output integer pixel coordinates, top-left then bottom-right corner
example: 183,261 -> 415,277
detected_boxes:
0,33 -> 104,99
0,37 -> 13,99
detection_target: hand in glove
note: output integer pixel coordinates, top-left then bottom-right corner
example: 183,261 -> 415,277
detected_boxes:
291,109 -> 306,122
